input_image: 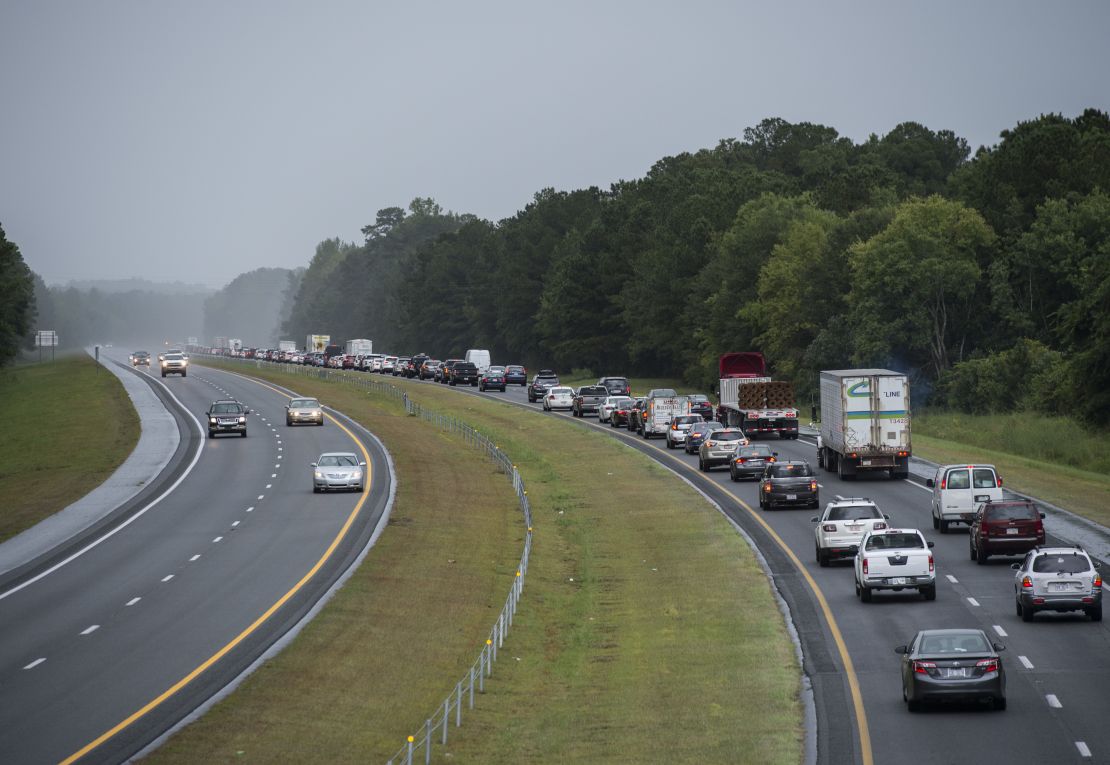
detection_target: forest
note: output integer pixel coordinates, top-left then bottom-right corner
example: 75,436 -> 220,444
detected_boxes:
281,111 -> 1110,427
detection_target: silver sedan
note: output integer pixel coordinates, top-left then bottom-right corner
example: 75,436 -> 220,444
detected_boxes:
287,397 -> 324,426
312,452 -> 366,493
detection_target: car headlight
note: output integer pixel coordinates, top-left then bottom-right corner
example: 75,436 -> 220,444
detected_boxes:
315,471 -> 324,479
351,469 -> 362,479
238,416 -> 246,423
209,417 -> 217,424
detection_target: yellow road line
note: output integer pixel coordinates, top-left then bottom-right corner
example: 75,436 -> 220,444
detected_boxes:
62,375 -> 372,764
594,422 -> 873,765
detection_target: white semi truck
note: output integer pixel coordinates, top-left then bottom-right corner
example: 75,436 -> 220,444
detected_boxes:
817,369 -> 911,480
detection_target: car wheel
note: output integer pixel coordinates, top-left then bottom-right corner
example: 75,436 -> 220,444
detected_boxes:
318,419 -> 324,426
241,431 -> 247,437
1015,599 -> 1023,618
313,486 -> 321,494
1086,605 -> 1103,622
860,584 -> 873,603
992,697 -> 1006,711
939,518 -> 949,534
479,384 -> 484,391
699,458 -> 707,472
207,430 -> 214,439
817,547 -> 829,567
921,584 -> 936,601
286,418 -> 292,426
1021,601 -> 1034,622
666,438 -> 674,449
161,371 -> 166,377
976,547 -> 989,565
932,514 -> 939,530
730,469 -> 738,482
969,540 -> 977,561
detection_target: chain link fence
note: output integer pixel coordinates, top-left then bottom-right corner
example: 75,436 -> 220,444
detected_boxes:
196,356 -> 534,764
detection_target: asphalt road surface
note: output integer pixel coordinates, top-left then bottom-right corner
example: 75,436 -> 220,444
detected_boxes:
0,354 -> 392,764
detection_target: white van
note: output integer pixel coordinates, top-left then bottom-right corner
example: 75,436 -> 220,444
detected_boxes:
465,349 -> 491,374
927,464 -> 1003,533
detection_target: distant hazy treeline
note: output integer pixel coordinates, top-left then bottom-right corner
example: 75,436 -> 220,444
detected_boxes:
280,112 -> 1110,428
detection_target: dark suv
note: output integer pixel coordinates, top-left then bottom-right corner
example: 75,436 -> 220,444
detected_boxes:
597,376 -> 631,396
970,500 -> 1045,564
528,370 -> 559,403
206,400 -> 249,438
759,461 -> 819,510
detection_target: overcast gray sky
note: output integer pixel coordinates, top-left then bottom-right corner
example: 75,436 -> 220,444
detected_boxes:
2,1 -> 1107,289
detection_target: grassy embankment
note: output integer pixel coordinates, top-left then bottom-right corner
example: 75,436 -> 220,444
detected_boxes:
0,353 -> 139,543
150,362 -> 802,764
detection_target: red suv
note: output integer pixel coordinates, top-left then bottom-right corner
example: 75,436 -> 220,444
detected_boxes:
969,500 -> 1045,564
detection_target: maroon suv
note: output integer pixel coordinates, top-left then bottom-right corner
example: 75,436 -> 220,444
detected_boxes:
969,500 -> 1045,564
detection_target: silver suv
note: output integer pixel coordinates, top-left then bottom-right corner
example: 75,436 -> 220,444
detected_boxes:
1013,546 -> 1102,622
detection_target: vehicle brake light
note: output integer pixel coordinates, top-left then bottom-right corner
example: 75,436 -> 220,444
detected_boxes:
975,658 -> 999,673
735,457 -> 745,464
768,456 -> 776,462
672,424 -> 678,430
1021,576 -> 1033,589
928,554 -> 934,573
823,523 -> 837,533
848,452 -> 857,459
913,660 -> 936,675
997,475 -> 1003,487
862,557 -> 869,574
1094,574 -> 1103,588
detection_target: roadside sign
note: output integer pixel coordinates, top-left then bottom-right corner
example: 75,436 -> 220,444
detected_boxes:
35,330 -> 58,347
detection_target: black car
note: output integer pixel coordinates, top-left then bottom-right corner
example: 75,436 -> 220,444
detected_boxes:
206,400 -> 249,438
130,350 -> 150,366
597,376 -> 631,396
450,361 -> 479,386
896,629 -> 1006,711
688,393 -> 713,420
684,421 -> 722,454
758,461 -> 819,509
609,398 -> 636,427
528,370 -> 559,402
407,354 -> 429,378
504,365 -> 528,386
439,359 -> 463,384
627,398 -> 647,433
420,359 -> 442,380
729,444 -> 777,481
479,366 -> 507,392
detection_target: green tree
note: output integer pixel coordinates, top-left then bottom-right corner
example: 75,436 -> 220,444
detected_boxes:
848,196 -> 996,378
0,225 -> 36,365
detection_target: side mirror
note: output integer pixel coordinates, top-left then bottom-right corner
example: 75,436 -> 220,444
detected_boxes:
310,462 -> 317,467
244,408 -> 250,415
1040,512 -> 1046,519
883,514 -> 891,519
927,541 -> 935,548
1010,563 -> 1021,570
810,516 -> 819,523
359,461 -> 367,467
993,643 -> 1006,652
772,452 -> 779,457
925,478 -> 934,488
894,645 -> 908,654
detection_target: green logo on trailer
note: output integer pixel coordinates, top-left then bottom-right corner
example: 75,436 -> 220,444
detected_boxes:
847,381 -> 870,398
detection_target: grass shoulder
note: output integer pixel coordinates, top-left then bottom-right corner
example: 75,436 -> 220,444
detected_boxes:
0,354 -> 139,543
153,362 -> 803,763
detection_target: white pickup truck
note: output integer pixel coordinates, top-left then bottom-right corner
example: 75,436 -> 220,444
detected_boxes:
853,528 -> 936,602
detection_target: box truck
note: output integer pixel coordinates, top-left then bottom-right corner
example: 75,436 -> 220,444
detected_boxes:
345,338 -> 373,357
307,335 -> 330,353
279,340 -> 296,353
817,369 -> 911,480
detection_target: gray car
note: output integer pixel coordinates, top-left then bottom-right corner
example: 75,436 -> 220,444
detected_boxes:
698,428 -> 748,471
896,629 -> 1006,711
312,452 -> 366,493
287,397 -> 324,426
1012,546 -> 1102,622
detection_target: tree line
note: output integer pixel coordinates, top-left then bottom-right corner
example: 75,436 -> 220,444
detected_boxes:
282,111 -> 1110,428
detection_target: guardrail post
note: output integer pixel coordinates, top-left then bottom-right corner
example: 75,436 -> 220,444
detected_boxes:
406,735 -> 414,765
469,665 -> 475,708
424,718 -> 432,765
479,646 -> 485,692
442,698 -> 449,745
456,680 -> 463,725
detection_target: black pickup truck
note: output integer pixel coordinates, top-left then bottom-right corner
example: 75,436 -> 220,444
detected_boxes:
572,385 -> 609,417
449,361 -> 480,386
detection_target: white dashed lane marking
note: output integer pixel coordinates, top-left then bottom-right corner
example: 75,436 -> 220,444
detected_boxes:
967,597 -> 980,607
265,484 -> 272,489
162,575 -> 174,583
1047,694 -> 1062,708
246,506 -> 254,513
1019,655 -> 1034,670
232,521 -> 240,528
1076,742 -> 1091,758
213,536 -> 223,543
271,473 -> 277,478
189,554 -> 201,562
946,574 -> 958,584
126,597 -> 141,607
23,658 -> 46,670
992,625 -> 1007,637
257,495 -> 264,500
80,625 -> 99,636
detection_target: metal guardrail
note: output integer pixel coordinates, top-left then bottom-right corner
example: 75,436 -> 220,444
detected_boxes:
196,357 -> 534,765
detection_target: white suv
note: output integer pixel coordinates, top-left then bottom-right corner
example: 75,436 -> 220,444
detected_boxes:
1013,546 -> 1102,622
927,464 -> 1003,533
812,499 -> 889,567
666,414 -> 703,449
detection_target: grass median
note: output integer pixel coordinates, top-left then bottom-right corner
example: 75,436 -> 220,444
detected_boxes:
150,362 -> 803,763
0,353 -> 139,543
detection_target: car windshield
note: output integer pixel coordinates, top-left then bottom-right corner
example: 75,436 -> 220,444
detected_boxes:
581,386 -> 607,395
711,431 -> 745,442
689,394 -> 708,402
211,403 -> 241,414
738,446 -> 773,457
828,505 -> 882,521
292,399 -> 319,408
865,533 -> 923,550
318,455 -> 358,467
920,632 -> 990,655
648,389 -> 678,397
487,367 -> 505,374
769,464 -> 813,477
674,415 -> 700,425
1032,554 -> 1091,573
986,503 -> 1038,521
550,387 -> 573,395
165,353 -> 183,360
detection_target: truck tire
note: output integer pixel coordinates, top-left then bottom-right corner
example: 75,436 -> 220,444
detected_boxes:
921,584 -> 936,601
838,455 -> 854,481
181,370 -> 187,377
932,513 -> 939,530
859,583 -> 873,603
939,518 -> 949,534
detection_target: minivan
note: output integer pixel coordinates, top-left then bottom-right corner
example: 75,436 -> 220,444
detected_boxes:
927,464 -> 1003,533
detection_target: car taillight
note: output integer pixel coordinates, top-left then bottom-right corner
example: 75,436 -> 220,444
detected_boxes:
997,475 -> 1003,487
768,456 -> 776,462
809,480 -> 817,491
912,660 -> 936,675
672,424 -> 678,430
706,440 -> 716,447
735,457 -> 745,464
862,557 -> 869,574
928,554 -> 934,573
975,658 -> 999,673
1094,574 -> 1103,588
873,521 -> 887,530
823,523 -> 837,532
1021,576 -> 1033,589
941,478 -> 947,490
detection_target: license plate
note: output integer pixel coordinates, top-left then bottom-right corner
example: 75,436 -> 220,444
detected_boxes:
975,494 -> 990,501
219,419 -> 235,425
942,668 -> 968,679
786,494 -> 797,500
861,459 -> 872,466
1049,583 -> 1072,592
891,577 -> 906,585
1006,528 -> 1019,535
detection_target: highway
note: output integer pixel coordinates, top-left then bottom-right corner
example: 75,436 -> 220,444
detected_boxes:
399,372 -> 1109,764
0,353 -> 392,764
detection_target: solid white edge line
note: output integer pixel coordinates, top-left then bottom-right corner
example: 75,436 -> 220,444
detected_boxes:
1019,655 -> 1034,669
0,373 -> 206,602
967,597 -> 980,606
24,658 -> 46,669
904,479 -> 932,493
1076,742 -> 1091,758
992,625 -> 1007,637
80,625 -> 99,635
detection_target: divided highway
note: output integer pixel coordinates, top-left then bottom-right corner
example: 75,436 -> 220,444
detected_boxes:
0,355 -> 392,764
406,373 -> 1108,764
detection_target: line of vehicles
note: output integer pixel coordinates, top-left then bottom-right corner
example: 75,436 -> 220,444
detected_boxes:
183,341 -> 1104,714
